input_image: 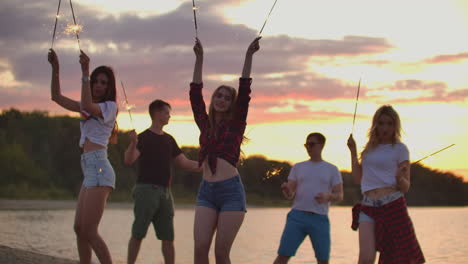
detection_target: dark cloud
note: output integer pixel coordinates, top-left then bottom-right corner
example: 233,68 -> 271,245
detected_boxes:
0,0 -> 409,123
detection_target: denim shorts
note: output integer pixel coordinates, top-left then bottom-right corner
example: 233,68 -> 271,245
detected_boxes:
359,191 -> 403,223
278,209 -> 330,261
80,149 -> 115,189
196,175 -> 246,212
132,184 -> 174,241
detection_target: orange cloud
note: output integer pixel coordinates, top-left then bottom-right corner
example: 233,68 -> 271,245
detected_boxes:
425,52 -> 468,64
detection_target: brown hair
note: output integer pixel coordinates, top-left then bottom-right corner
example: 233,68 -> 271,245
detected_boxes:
90,66 -> 119,144
208,85 -> 237,137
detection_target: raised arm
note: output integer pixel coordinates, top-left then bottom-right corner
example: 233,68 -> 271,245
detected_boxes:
79,50 -> 104,117
347,134 -> 363,184
241,37 -> 261,78
124,130 -> 140,166
192,38 -> 203,84
48,49 -> 80,112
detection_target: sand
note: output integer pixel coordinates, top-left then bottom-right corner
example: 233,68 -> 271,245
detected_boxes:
0,245 -> 78,264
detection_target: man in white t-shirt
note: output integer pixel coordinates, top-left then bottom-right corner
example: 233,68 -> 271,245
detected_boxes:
274,132 -> 343,264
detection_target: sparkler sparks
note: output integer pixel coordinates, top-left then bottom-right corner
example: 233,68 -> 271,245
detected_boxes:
263,167 -> 284,181
64,23 -> 83,35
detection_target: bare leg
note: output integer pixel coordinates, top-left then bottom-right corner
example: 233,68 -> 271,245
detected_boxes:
74,186 -> 92,264
194,206 -> 218,264
358,221 -> 376,264
214,211 -> 245,264
127,237 -> 142,264
78,186 -> 113,264
273,255 -> 290,264
162,240 -> 175,264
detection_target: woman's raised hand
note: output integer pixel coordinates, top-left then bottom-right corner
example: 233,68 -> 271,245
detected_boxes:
246,36 -> 261,55
193,37 -> 204,58
79,50 -> 90,76
48,49 -> 59,69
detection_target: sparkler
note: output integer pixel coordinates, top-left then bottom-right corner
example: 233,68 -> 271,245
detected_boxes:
51,0 -> 62,48
68,0 -> 81,50
413,144 -> 455,164
263,167 -> 284,181
258,0 -> 279,36
351,78 -> 361,134
192,0 -> 199,38
120,81 -> 135,129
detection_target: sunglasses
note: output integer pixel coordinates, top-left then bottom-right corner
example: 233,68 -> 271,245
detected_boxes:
305,142 -> 322,147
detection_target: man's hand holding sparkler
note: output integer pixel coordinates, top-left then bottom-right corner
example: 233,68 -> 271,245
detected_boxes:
129,130 -> 138,146
281,181 -> 295,200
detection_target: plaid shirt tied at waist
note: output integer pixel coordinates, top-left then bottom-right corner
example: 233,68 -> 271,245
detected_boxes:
351,196 -> 425,264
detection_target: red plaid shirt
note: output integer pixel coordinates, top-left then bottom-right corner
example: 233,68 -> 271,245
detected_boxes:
352,197 -> 425,264
190,78 -> 252,174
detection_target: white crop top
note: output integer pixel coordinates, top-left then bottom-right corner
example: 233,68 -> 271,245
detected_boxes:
361,142 -> 409,193
79,101 -> 117,148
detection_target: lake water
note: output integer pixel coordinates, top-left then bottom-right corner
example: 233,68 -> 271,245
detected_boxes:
0,204 -> 467,263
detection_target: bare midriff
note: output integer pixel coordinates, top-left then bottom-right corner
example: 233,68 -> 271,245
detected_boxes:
202,158 -> 239,182
82,138 -> 106,153
364,186 -> 399,199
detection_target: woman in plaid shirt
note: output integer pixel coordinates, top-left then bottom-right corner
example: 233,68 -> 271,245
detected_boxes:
190,36 -> 261,264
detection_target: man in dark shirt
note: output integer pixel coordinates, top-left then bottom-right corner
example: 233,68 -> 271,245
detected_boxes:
124,99 -> 200,264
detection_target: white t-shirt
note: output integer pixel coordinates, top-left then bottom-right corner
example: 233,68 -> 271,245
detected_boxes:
361,143 -> 409,193
288,160 -> 343,215
79,101 -> 117,148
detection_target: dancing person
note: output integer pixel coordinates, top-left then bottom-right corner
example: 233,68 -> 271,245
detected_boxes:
190,36 -> 261,264
347,105 -> 425,264
124,99 -> 201,264
274,132 -> 343,264
48,49 -> 117,264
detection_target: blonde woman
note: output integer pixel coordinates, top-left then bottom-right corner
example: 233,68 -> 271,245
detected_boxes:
347,105 -> 424,264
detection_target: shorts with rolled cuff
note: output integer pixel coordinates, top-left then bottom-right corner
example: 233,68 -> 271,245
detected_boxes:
196,175 -> 246,212
80,149 -> 115,189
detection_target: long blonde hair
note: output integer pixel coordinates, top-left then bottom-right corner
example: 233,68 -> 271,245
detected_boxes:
361,105 -> 402,158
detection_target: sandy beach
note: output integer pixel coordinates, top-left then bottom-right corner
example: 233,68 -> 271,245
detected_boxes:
0,245 -> 78,264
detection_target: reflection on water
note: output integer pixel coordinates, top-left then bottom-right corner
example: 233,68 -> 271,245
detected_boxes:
0,206 -> 467,263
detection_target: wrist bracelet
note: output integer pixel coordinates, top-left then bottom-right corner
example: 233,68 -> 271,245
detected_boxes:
81,76 -> 90,83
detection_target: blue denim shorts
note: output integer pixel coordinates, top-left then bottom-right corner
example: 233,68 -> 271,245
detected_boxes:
278,209 -> 330,261
80,149 -> 115,189
358,191 -> 403,223
196,175 -> 246,212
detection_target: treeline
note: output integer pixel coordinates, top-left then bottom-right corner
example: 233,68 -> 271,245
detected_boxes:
1,109 -> 467,206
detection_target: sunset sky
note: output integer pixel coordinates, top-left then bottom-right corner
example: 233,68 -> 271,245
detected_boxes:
1,0 -> 467,180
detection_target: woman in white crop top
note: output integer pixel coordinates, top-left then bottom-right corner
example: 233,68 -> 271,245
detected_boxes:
347,105 -> 417,264
48,48 -> 118,264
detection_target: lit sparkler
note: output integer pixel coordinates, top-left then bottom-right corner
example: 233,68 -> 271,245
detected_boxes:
192,0 -> 199,38
351,78 -> 361,134
120,81 -> 135,129
68,0 -> 81,50
258,0 -> 279,36
413,144 -> 455,164
51,0 -> 62,48
263,167 -> 284,181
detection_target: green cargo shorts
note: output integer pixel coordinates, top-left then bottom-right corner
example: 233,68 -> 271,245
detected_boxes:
131,184 -> 174,241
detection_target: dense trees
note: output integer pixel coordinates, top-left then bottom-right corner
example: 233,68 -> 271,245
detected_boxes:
1,109 -> 467,206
